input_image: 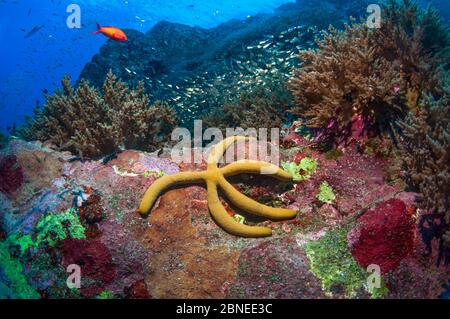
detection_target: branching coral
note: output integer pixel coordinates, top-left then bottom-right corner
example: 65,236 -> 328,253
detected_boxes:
376,0 -> 449,101
16,71 -> 178,158
397,93 -> 449,246
139,136 -> 297,237
290,22 -> 403,137
289,0 -> 449,142
202,85 -> 292,130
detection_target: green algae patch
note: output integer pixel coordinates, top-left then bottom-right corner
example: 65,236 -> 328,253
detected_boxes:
143,170 -> 166,178
6,233 -> 34,255
304,225 -> 388,298
0,241 -> 40,299
282,157 -> 317,181
5,208 -> 86,255
0,208 -> 87,299
316,181 -> 336,204
35,208 -> 86,247
97,290 -> 115,299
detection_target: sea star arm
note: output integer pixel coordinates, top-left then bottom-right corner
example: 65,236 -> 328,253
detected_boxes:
216,175 -> 297,220
220,160 -> 293,181
139,171 -> 206,216
206,180 -> 273,237
207,135 -> 255,166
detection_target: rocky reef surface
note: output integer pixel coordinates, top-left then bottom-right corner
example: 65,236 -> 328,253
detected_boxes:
1,133 -> 448,299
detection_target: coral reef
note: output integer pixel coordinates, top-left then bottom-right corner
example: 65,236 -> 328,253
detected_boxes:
139,136 -> 297,237
397,93 -> 449,252
1,1 -> 448,298
4,208 -> 86,254
16,71 -> 177,158
77,1 -> 360,127
0,206 -> 89,299
1,139 -> 448,298
289,0 -> 449,144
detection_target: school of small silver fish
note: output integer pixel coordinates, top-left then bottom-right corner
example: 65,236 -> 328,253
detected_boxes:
140,25 -> 320,125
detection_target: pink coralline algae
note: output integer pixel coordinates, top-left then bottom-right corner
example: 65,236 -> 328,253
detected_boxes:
348,199 -> 415,274
0,155 -> 24,195
62,238 -> 116,297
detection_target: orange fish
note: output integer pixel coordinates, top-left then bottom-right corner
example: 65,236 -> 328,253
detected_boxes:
93,23 -> 128,42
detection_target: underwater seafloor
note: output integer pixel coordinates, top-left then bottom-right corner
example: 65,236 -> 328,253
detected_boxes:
0,0 -> 449,299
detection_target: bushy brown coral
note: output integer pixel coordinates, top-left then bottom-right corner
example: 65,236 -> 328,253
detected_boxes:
397,93 -> 449,239
289,0 -> 449,141
202,85 -> 292,131
376,0 -> 449,100
16,71 -> 177,158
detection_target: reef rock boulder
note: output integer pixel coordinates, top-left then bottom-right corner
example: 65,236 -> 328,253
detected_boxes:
0,139 -> 448,299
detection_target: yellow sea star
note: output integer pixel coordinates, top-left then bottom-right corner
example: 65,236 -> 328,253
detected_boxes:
139,136 -> 297,237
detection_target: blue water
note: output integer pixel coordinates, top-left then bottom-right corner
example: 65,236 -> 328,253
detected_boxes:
0,0 -> 448,134
0,0 -> 296,134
